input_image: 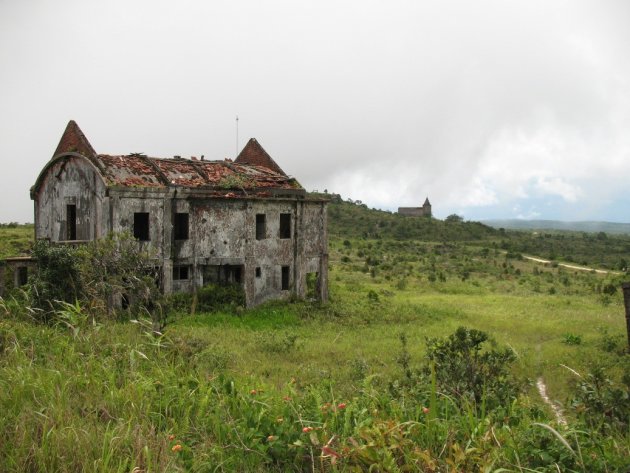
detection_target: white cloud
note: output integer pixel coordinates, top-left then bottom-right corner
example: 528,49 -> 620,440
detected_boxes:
534,177 -> 582,203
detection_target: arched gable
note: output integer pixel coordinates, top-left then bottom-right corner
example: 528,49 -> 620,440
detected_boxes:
32,153 -> 108,242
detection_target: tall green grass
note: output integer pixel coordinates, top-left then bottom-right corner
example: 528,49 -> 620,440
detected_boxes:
1,221 -> 629,470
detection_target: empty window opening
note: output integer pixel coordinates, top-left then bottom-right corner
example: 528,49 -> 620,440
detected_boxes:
231,266 -> 242,284
174,212 -> 189,240
173,265 -> 189,280
134,212 -> 150,241
66,204 -> 77,240
17,267 -> 28,286
256,214 -> 266,240
203,265 -> 243,286
279,213 -> 291,239
281,265 -> 290,290
121,293 -> 130,310
306,272 -> 319,299
255,267 -> 262,278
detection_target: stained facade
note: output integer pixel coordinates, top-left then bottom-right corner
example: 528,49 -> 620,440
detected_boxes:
24,120 -> 328,306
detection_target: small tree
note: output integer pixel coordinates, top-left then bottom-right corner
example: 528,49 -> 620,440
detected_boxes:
77,232 -> 160,319
424,327 -> 519,412
445,214 -> 464,223
29,240 -> 83,321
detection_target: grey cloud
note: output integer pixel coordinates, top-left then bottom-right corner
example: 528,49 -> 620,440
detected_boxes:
0,0 -> 628,222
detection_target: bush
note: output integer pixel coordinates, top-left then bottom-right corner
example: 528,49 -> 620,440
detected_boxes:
25,233 -> 160,324
569,364 -> 630,434
562,333 -> 582,345
197,283 -> 245,311
167,283 -> 245,314
28,240 -> 83,321
77,232 -> 160,318
424,327 -> 520,413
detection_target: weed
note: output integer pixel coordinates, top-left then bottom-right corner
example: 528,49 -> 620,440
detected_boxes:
562,333 -> 582,345
254,331 -> 299,353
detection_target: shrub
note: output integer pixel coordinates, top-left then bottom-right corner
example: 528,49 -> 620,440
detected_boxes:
395,278 -> 407,290
562,333 -> 582,345
77,232 -> 159,318
424,327 -> 520,413
28,240 -> 82,321
569,364 -> 630,434
197,283 -> 245,311
166,283 -> 245,314
598,329 -> 625,354
24,233 -> 161,324
367,290 -> 379,303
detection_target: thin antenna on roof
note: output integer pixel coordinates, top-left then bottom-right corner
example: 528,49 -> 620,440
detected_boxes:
235,115 -> 239,158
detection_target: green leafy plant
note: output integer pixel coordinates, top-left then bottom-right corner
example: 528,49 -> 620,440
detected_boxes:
562,333 -> 582,345
28,240 -> 83,321
424,327 -> 520,413
217,174 -> 254,190
77,232 -> 160,319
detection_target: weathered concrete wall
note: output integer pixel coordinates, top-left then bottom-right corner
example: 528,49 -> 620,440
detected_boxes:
297,201 -> 328,302
111,191 -> 168,259
154,197 -> 327,306
34,156 -> 107,241
398,206 -> 431,217
0,258 -> 36,297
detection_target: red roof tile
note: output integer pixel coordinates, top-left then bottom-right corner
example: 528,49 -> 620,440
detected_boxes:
235,138 -> 287,176
53,120 -> 97,158
48,122 -> 300,194
95,154 -> 299,191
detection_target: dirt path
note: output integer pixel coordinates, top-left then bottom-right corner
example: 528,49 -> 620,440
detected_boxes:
536,377 -> 567,426
522,255 -> 620,275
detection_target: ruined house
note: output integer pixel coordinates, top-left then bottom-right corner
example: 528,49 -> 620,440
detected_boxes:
398,198 -> 432,217
17,120 -> 328,306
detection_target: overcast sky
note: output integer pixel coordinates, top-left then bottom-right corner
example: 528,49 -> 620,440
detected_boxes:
1,0 -> 629,223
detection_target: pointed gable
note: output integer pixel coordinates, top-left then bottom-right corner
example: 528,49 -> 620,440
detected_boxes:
53,120 -> 97,158
423,197 -> 431,206
235,138 -> 287,176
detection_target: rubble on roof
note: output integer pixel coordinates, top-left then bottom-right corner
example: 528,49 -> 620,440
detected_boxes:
96,154 -> 300,191
47,120 -> 300,194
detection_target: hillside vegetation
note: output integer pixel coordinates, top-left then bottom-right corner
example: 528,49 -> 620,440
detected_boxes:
328,197 -> 630,270
0,204 -> 629,472
327,195 -> 498,241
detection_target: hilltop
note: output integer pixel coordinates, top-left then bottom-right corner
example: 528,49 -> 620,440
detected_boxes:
483,218 -> 630,235
326,195 -> 497,241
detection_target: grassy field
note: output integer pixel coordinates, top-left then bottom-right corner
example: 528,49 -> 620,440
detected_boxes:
0,223 -> 33,259
1,206 -> 629,471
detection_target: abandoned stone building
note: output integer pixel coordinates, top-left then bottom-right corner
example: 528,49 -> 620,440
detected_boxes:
5,120 -> 328,306
398,198 -> 432,217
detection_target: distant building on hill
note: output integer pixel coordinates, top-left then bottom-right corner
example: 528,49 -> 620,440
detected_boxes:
0,120 -> 329,306
398,198 -> 432,217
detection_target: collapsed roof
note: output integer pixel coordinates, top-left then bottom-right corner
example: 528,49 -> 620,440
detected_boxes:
39,120 -> 302,194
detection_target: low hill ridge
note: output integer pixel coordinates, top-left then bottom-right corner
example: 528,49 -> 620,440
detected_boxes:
483,219 -> 630,235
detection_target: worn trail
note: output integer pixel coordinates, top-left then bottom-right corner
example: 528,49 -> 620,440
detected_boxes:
536,377 -> 567,426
